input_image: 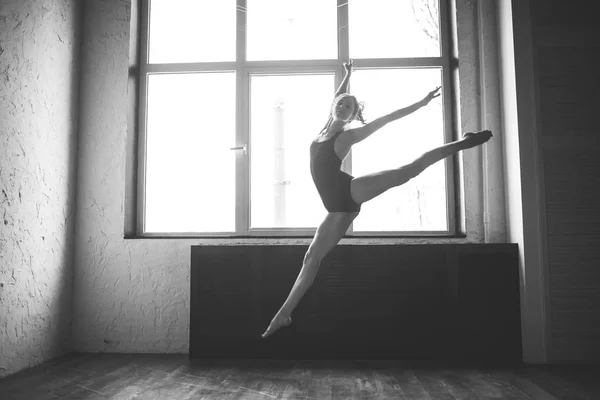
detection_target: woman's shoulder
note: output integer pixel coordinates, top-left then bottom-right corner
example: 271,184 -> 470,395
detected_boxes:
314,128 -> 349,143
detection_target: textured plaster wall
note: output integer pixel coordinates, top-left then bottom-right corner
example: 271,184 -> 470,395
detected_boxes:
72,0 -> 501,353
455,0 -> 485,242
0,0 -> 81,377
73,0 -> 193,353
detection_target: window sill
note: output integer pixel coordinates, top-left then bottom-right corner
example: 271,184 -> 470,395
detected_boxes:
123,233 -> 468,241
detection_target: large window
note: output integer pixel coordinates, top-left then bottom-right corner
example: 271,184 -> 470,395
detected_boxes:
137,0 -> 455,236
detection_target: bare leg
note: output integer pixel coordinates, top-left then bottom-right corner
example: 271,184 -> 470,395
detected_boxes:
351,130 -> 492,204
261,211 -> 358,338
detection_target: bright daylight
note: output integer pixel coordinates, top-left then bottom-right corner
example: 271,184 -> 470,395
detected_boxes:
144,0 -> 446,234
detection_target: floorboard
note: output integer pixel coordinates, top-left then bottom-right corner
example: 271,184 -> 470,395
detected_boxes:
0,354 -> 599,400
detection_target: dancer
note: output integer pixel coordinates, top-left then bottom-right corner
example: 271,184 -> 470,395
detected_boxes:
261,60 -> 492,338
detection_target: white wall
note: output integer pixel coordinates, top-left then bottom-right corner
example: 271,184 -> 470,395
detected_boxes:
0,0 -> 81,377
72,0 -> 504,353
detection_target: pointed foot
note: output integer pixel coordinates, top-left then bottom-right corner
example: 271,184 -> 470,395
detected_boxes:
463,130 -> 493,148
261,314 -> 292,339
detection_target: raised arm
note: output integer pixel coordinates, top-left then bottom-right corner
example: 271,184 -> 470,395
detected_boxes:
348,86 -> 441,144
334,60 -> 355,98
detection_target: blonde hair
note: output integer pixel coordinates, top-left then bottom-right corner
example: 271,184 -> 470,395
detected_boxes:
332,93 -> 366,123
320,94 -> 366,134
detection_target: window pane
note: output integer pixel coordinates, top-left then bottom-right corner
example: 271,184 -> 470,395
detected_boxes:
350,68 -> 447,232
349,0 -> 440,58
145,72 -> 236,233
148,0 -> 235,63
247,0 -> 337,61
250,74 -> 334,228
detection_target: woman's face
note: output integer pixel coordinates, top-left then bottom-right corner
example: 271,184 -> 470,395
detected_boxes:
332,96 -> 356,122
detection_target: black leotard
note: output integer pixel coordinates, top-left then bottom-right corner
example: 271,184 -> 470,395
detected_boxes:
310,130 -> 361,213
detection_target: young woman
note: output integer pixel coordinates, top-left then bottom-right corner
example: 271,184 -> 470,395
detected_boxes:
262,61 -> 492,339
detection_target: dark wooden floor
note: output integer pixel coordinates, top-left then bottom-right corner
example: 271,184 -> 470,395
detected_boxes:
0,354 -> 599,400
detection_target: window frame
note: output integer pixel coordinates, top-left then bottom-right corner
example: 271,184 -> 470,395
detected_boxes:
136,0 -> 457,237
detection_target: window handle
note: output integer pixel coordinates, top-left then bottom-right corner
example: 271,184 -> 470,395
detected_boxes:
230,145 -> 247,156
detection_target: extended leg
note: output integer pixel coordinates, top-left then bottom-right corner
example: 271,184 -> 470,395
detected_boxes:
351,130 -> 492,204
261,211 -> 358,338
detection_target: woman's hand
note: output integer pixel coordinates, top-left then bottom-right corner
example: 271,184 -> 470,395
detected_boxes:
343,59 -> 355,74
421,86 -> 441,105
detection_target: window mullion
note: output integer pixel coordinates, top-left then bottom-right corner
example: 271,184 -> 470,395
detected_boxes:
348,57 -> 444,68
337,0 -> 350,62
337,0 -> 353,234
236,0 -> 248,234
144,62 -> 238,73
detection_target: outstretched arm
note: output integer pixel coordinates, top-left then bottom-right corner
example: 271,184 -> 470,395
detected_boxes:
334,60 -> 354,98
348,86 -> 441,144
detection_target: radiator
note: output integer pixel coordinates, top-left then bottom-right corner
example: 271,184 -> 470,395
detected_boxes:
190,244 -> 521,362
